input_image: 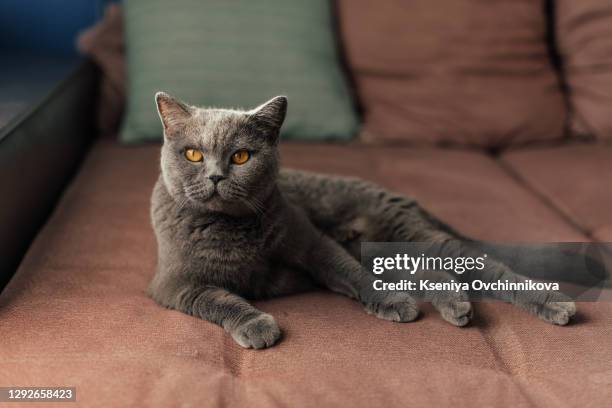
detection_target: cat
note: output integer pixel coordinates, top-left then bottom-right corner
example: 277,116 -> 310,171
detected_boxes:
148,93 -> 576,349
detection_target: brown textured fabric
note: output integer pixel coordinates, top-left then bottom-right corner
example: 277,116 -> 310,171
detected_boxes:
557,0 -> 612,141
502,143 -> 612,242
337,0 -> 567,148
2,141 -> 609,407
77,3 -> 125,137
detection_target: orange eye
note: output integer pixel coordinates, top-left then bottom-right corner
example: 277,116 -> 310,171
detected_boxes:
231,150 -> 250,165
185,148 -> 203,162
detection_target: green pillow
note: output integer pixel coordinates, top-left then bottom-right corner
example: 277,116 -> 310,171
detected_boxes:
121,0 -> 359,143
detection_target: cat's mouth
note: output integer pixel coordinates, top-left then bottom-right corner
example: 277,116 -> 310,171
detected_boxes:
185,185 -> 228,206
209,189 -> 226,202
182,181 -> 252,214
181,185 -> 259,216
189,190 -> 220,202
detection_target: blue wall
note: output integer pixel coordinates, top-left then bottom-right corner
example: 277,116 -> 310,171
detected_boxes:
0,0 -> 108,56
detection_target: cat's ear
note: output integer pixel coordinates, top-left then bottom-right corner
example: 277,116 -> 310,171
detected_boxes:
248,96 -> 287,143
155,92 -> 193,137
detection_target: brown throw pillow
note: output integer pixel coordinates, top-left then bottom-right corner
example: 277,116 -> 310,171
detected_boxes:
338,0 -> 567,148
557,0 -> 612,141
77,3 -> 125,138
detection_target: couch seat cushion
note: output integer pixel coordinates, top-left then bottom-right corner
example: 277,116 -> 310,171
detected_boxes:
502,143 -> 612,241
1,140 -> 608,407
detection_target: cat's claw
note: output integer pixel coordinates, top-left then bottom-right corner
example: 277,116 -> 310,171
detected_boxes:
231,313 -> 281,349
363,292 -> 419,323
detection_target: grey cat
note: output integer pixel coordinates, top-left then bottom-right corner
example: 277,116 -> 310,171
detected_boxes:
149,93 -> 576,349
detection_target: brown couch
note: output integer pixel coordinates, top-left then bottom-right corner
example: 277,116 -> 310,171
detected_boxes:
1,1 -> 612,407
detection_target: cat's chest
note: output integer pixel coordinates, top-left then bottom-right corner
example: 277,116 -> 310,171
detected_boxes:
180,216 -> 270,268
188,220 -> 263,248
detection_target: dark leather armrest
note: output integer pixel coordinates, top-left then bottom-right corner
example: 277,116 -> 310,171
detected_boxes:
0,59 -> 98,291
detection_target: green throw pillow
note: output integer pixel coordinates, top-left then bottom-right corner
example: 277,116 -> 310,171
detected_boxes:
121,0 -> 359,143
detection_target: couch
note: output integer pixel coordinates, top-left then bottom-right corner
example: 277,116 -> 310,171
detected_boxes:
1,1 -> 611,407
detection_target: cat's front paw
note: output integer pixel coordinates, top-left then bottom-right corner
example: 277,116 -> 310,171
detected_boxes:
230,313 -> 281,349
362,292 -> 419,323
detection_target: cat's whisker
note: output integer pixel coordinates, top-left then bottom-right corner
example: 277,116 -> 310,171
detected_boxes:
245,194 -> 268,218
175,196 -> 189,212
228,185 -> 248,196
187,187 -> 208,197
244,197 -> 269,221
222,184 -> 267,217
242,199 -> 262,217
250,196 -> 267,213
184,181 -> 207,192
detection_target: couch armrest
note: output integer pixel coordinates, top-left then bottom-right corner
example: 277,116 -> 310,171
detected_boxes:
0,58 -> 98,291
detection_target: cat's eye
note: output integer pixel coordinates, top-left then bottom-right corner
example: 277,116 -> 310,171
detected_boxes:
231,150 -> 250,165
185,148 -> 203,163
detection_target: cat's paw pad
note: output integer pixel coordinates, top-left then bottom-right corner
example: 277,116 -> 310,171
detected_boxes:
363,292 -> 419,323
533,300 -> 577,326
231,314 -> 281,349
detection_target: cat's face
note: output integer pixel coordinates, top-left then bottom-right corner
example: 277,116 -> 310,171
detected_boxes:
156,93 -> 287,216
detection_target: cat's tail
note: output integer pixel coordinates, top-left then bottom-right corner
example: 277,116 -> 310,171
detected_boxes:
467,241 -> 612,289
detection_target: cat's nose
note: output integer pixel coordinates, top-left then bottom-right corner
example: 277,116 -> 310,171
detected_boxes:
209,175 -> 225,185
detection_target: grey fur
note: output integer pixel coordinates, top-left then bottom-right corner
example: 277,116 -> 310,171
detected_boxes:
149,93 -> 576,349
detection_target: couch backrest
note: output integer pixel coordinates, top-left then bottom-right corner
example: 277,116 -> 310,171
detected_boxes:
556,0 -> 612,142
337,0 -> 568,149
